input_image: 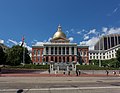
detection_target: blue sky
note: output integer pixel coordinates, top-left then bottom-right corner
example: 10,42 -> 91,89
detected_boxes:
0,0 -> 120,50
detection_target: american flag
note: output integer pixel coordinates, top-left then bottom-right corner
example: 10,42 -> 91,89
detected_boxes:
21,36 -> 24,47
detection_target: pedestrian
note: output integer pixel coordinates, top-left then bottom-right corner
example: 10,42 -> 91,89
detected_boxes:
113,71 -> 116,75
48,69 -> 50,74
76,70 -> 78,76
106,70 -> 109,76
78,70 -> 81,76
68,70 -> 70,75
63,70 -> 65,75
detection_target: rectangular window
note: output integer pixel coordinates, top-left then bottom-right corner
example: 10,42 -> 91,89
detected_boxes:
38,57 -> 40,61
34,50 -> 36,55
38,50 -> 40,55
84,50 -> 86,56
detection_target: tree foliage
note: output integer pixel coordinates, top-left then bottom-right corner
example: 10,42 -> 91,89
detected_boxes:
6,45 -> 31,66
0,46 -> 6,65
116,48 -> 120,63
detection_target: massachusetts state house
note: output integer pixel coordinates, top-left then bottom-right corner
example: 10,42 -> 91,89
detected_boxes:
32,25 -> 89,65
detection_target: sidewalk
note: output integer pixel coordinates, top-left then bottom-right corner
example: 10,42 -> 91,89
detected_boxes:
0,73 -> 119,77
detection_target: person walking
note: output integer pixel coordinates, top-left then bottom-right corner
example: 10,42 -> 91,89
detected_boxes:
76,70 -> 78,76
48,69 -> 50,74
106,70 -> 109,76
68,70 -> 70,76
78,70 -> 81,76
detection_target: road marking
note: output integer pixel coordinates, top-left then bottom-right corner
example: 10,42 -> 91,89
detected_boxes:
0,86 -> 120,91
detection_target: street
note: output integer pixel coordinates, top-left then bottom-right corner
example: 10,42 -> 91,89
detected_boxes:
0,76 -> 120,93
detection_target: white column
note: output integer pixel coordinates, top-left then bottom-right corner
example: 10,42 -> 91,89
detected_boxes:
65,46 -> 67,55
49,47 -> 51,55
69,47 -> 71,55
44,47 -> 46,55
53,46 -> 55,55
74,47 -> 77,55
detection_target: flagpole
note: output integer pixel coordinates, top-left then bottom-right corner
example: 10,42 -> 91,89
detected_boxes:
23,43 -> 25,66
99,33 -> 101,67
22,36 -> 25,66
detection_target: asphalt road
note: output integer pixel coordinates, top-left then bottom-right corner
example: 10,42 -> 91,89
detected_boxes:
0,77 -> 120,93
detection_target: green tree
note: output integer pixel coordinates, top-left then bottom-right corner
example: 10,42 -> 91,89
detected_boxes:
0,46 -> 6,65
116,48 -> 120,63
91,59 -> 99,66
6,45 -> 31,66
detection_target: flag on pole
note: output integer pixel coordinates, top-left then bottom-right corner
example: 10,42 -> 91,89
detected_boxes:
21,36 -> 24,47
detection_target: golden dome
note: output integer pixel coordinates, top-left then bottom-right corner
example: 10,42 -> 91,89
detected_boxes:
53,25 -> 66,39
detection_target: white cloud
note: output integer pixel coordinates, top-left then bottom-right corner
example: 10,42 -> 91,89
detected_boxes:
77,31 -> 81,34
102,27 -> 120,35
0,39 -> 4,44
68,37 -> 74,42
102,27 -> 108,33
19,41 -> 32,51
88,29 -> 96,34
80,37 -> 99,50
113,8 -> 118,13
34,42 -> 44,46
48,37 -> 52,42
7,39 -> 32,51
66,30 -> 69,34
70,28 -> 74,32
107,27 -> 120,34
8,39 -> 18,45
84,35 -> 89,40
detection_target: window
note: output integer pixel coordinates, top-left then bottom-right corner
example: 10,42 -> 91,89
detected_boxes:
84,50 -> 86,56
67,57 -> 69,62
38,57 -> 40,61
34,57 -> 36,62
72,57 -> 74,61
38,50 -> 40,55
34,50 -> 36,55
46,56 -> 48,62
